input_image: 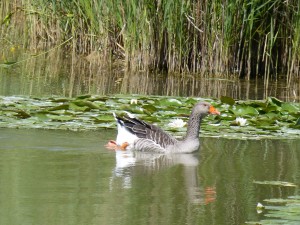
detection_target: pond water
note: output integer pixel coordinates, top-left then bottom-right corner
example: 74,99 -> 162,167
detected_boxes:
1,53 -> 300,224
0,53 -> 299,101
0,128 -> 299,225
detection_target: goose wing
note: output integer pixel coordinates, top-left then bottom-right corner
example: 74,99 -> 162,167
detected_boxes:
115,114 -> 178,149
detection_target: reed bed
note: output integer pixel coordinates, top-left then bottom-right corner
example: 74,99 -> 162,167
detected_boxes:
1,0 -> 300,81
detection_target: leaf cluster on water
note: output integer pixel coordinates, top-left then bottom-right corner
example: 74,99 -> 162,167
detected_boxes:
247,180 -> 299,225
0,95 -> 299,139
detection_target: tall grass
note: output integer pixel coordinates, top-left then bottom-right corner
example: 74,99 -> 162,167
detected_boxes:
1,0 -> 300,81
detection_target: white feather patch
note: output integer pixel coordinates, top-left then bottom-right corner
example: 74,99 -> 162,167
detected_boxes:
114,112 -> 138,145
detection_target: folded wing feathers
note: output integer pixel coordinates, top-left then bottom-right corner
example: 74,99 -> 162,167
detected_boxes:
115,113 -> 178,148
146,125 -> 177,148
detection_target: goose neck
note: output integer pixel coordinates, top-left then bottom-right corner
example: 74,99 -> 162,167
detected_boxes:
185,113 -> 202,140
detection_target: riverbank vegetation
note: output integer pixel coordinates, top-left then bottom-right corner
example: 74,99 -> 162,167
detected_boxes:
1,0 -> 300,82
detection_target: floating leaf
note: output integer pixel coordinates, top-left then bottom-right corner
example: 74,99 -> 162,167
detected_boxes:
139,116 -> 160,123
231,105 -> 259,116
50,98 -> 69,103
158,98 -> 182,107
72,100 -> 100,109
264,105 -> 280,113
0,61 -> 17,68
76,94 -> 91,99
258,126 -> 280,131
254,181 -> 297,187
281,103 -> 299,113
264,198 -> 299,204
267,97 -> 283,107
1,95 -> 300,137
47,115 -> 74,121
265,112 -> 280,119
88,96 -> 108,102
47,104 -> 69,111
120,105 -> 144,114
142,104 -> 158,114
184,98 -> 198,105
94,114 -> 115,123
3,109 -> 31,119
32,112 -> 49,121
69,102 -> 90,111
220,96 -> 235,105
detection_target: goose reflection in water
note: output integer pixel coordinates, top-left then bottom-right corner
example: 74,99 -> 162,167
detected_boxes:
109,149 -> 216,205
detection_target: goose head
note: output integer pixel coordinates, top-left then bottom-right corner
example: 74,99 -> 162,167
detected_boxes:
192,102 -> 220,117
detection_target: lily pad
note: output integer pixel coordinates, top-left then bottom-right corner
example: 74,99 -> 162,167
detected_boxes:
0,95 -> 300,137
47,104 -> 69,111
142,104 -> 158,114
47,115 -> 74,121
281,103 -> 299,113
267,97 -> 283,107
247,195 -> 300,225
254,181 -> 297,187
93,114 -> 115,123
231,105 -> 259,116
71,100 -> 100,109
158,98 -> 182,106
76,94 -> 92,99
220,96 -> 235,105
69,102 -> 90,111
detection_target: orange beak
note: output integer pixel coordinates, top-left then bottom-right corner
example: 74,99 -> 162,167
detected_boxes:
209,105 -> 221,115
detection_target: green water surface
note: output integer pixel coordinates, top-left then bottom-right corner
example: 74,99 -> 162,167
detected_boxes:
0,128 -> 299,225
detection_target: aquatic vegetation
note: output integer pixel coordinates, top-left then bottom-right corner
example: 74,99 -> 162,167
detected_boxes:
247,196 -> 300,225
246,180 -> 299,225
0,95 -> 299,139
254,181 -> 297,187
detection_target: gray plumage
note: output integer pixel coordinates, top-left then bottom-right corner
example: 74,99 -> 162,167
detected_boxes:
115,102 -> 220,153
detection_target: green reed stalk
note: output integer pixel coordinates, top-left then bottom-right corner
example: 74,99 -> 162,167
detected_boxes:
1,0 -> 300,82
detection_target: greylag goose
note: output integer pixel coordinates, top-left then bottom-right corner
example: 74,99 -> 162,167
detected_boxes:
111,102 -> 220,153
